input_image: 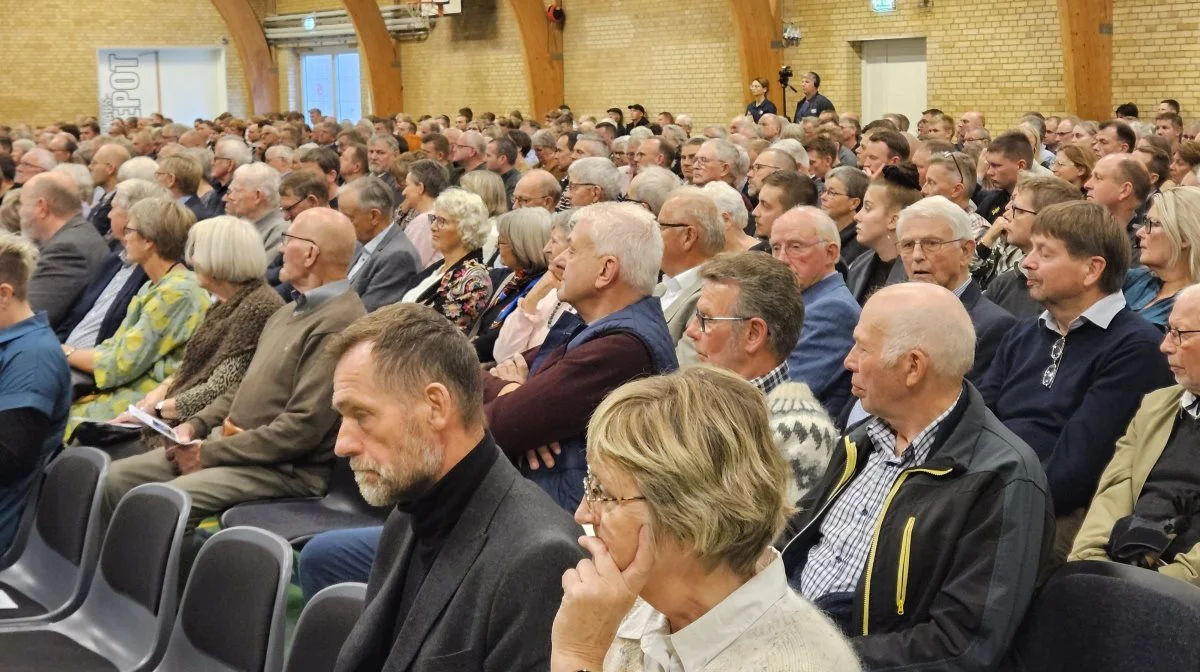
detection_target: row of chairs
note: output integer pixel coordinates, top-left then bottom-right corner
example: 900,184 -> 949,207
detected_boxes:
0,447 -> 368,672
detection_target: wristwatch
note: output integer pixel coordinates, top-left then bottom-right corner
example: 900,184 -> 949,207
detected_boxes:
153,401 -> 166,418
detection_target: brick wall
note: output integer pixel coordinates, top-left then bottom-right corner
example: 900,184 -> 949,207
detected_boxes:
781,0 -> 1065,128
1,0 -> 251,126
1112,0 -> 1200,118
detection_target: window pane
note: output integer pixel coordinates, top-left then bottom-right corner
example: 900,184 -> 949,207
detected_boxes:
334,52 -> 362,122
302,54 -> 333,119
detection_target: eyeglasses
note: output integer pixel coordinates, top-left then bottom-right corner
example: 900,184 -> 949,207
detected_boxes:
693,156 -> 721,167
1010,205 -> 1038,217
1141,216 -> 1163,234
568,182 -> 598,191
430,215 -> 455,230
123,226 -> 143,238
939,152 -> 965,185
280,198 -> 307,216
1166,327 -> 1200,346
897,238 -> 963,255
770,240 -> 821,256
693,309 -> 750,333
280,232 -> 319,247
1042,335 -> 1066,388
583,472 -> 645,510
657,220 -> 691,230
751,162 -> 785,173
821,188 -> 847,199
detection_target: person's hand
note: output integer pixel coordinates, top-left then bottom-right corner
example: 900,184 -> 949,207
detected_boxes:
525,442 -> 561,470
111,410 -> 136,425
525,273 -> 561,308
490,354 -> 529,385
981,215 -> 1009,247
173,423 -> 197,444
550,527 -> 655,671
172,443 -> 203,475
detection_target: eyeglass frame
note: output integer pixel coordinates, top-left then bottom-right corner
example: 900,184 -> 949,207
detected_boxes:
1042,335 -> 1066,388
583,472 -> 646,510
897,237 -> 964,256
937,151 -> 965,186
280,231 -> 319,247
430,214 -> 456,230
1010,204 -> 1039,218
1166,327 -> 1200,346
693,309 -> 751,333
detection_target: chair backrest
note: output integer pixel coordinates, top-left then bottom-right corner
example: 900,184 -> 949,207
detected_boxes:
0,446 -> 109,618
323,457 -> 391,519
284,583 -> 367,672
51,483 -> 191,671
1008,560 -> 1200,670
155,527 -> 293,672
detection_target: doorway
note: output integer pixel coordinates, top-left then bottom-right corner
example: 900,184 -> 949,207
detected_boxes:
860,38 -> 927,126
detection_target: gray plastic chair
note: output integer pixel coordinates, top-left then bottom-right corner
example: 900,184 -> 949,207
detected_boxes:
0,482 -> 191,671
154,526 -> 293,672
284,583 -> 367,672
0,446 -> 109,626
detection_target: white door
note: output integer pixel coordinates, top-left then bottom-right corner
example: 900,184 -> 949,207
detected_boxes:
157,48 -> 227,123
860,38 -> 927,125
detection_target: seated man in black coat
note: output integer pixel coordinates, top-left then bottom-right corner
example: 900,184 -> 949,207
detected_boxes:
329,304 -> 584,672
57,180 -> 170,348
155,154 -> 210,222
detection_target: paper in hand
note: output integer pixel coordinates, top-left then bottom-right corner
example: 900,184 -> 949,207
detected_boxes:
125,405 -> 201,446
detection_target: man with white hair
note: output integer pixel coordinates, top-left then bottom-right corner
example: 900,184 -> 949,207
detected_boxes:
897,196 -> 1016,383
627,165 -> 681,217
265,145 -> 293,175
224,163 -> 287,254
702,181 -> 757,251
570,134 -> 609,161
654,188 -> 725,359
693,138 -> 748,190
566,157 -> 620,207
770,206 -> 859,421
208,137 -> 252,216
14,148 -> 55,188
19,172 -> 108,328
675,114 -> 694,137
782,282 -> 1052,672
117,156 -> 158,183
482,202 -> 678,512
921,150 -> 989,240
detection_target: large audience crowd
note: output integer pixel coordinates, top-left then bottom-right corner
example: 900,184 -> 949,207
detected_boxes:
1,71 -> 1200,670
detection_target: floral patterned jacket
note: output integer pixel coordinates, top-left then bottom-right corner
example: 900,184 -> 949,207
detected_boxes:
418,250 -> 493,334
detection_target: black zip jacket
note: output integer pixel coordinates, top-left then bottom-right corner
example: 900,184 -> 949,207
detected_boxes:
782,384 -> 1054,671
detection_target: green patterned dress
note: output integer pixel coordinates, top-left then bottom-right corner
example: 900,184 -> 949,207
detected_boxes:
68,267 -> 211,433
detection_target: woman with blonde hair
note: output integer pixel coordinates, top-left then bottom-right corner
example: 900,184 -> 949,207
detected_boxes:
459,169 -> 507,265
551,366 -> 860,672
1051,141 -> 1097,192
65,198 -> 210,432
111,216 -> 283,444
1124,186 -> 1200,327
399,188 -> 494,333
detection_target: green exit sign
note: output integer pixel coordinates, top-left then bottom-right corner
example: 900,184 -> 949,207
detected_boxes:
871,0 -> 896,12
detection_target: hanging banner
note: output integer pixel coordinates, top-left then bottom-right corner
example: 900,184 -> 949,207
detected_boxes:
97,50 -> 160,129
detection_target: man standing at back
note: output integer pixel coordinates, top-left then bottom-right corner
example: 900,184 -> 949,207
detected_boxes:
19,172 -> 108,329
793,71 -> 835,121
331,304 -> 584,672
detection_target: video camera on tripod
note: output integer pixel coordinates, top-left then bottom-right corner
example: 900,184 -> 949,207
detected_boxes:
778,66 -> 798,120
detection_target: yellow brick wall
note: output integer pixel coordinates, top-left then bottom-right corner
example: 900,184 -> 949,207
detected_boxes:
781,0 -> 1065,128
0,0 -> 251,126
1112,0 -> 1200,119
561,0 -> 742,131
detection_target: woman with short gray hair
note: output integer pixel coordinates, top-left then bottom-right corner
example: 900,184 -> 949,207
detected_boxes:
399,159 -> 450,267
492,208 -> 577,362
471,207 -> 552,362
400,188 -> 494,334
65,198 -> 212,433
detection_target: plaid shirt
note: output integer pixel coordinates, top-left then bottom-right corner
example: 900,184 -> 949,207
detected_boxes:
749,361 -> 790,396
796,393 -> 960,600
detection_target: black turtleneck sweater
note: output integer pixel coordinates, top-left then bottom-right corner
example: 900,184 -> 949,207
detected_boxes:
387,435 -> 498,642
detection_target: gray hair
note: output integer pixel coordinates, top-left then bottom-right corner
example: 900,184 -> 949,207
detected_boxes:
612,136 -> 630,154
661,125 -> 688,147
702,181 -> 749,232
702,139 -> 750,181
551,208 -> 577,235
186,147 -> 214,180
112,178 -> 171,210
369,133 -> 400,152
628,166 -> 682,216
702,125 -> 728,139
629,126 -> 654,140
433,188 -> 492,250
265,145 -> 293,163
576,202 -> 663,294
163,122 -> 190,138
51,164 -> 93,204
232,163 -> 281,208
215,137 -> 252,166
531,129 -> 558,150
342,175 -> 395,213
770,138 -> 810,169
569,157 -> 621,201
23,148 -> 57,172
12,139 -> 35,155
186,215 -> 268,283
574,135 -> 609,158
827,166 -> 870,205
496,207 -> 552,271
896,195 -> 975,242
927,151 -> 978,194
792,206 -> 841,245
458,130 -> 486,156
664,186 -> 726,255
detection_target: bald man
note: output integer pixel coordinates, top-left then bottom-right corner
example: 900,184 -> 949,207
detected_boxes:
87,143 -> 131,236
19,172 -> 108,328
100,206 -> 366,541
511,169 -> 562,212
782,282 -> 1051,672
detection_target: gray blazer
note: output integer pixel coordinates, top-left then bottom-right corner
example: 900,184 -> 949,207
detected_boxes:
29,215 -> 109,329
334,444 -> 585,672
349,225 -> 422,312
254,209 -> 288,256
655,274 -> 703,343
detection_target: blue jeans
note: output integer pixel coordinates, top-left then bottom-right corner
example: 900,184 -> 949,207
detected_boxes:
298,526 -> 383,601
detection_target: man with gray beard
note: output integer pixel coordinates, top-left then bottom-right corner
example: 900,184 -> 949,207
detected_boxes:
313,304 -> 583,672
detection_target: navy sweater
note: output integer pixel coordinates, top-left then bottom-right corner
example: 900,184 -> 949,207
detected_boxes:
978,307 -> 1173,514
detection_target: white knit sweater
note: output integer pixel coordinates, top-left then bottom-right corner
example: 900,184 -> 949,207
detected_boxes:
766,381 -> 839,504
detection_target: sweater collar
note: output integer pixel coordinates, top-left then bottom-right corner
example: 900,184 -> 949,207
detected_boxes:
393,433 -> 499,538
